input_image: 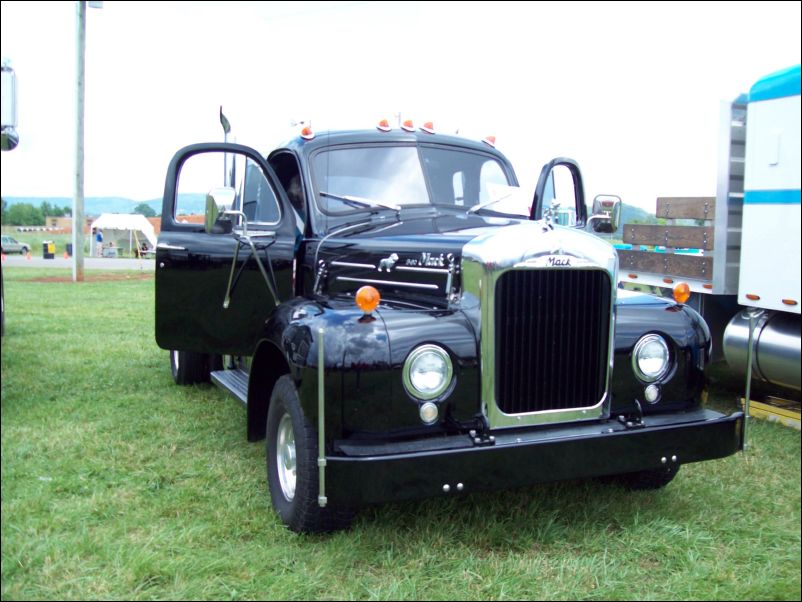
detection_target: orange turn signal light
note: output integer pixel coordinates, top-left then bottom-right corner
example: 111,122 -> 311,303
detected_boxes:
356,285 -> 381,314
673,282 -> 691,304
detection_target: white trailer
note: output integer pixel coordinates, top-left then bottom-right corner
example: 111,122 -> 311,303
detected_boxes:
618,65 -> 801,391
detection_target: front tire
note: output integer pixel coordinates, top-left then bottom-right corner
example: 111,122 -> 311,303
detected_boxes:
266,375 -> 355,533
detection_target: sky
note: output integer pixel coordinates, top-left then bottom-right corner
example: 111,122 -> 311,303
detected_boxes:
1,0 -> 800,211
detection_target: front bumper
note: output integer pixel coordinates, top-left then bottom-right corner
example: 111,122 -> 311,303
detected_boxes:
325,408 -> 743,506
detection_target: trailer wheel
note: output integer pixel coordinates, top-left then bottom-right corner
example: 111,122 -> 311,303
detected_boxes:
170,349 -> 211,385
266,375 -> 355,533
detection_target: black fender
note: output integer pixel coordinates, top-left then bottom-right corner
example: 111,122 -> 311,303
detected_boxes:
611,291 -> 711,415
247,297 -> 391,441
248,296 -> 482,442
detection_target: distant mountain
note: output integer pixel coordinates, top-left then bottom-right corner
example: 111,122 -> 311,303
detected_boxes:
619,203 -> 660,232
2,195 -> 206,216
4,195 -> 658,229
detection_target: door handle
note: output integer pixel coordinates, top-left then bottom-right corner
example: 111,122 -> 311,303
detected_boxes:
156,243 -> 187,251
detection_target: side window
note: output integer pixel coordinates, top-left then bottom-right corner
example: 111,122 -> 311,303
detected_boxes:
548,164 -> 578,226
479,160 -> 508,204
241,159 -> 280,224
173,150 -> 280,229
452,172 -> 465,206
268,152 -> 306,224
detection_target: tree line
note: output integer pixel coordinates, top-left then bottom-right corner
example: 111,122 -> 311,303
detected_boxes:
1,199 -> 156,226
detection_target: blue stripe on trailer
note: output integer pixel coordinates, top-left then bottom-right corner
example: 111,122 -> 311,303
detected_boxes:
744,189 -> 801,205
749,65 -> 801,102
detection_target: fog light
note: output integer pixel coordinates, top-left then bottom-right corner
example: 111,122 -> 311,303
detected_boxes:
644,384 -> 660,404
419,402 -> 439,425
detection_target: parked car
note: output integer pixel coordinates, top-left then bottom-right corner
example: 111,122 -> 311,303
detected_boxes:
1,235 -> 30,255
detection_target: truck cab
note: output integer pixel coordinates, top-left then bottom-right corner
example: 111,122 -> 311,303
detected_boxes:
155,124 -> 743,533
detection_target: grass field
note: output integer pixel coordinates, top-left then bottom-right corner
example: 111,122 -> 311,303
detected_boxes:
1,267 -> 800,600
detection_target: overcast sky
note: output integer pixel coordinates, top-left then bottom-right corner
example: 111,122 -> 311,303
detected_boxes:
1,1 -> 800,211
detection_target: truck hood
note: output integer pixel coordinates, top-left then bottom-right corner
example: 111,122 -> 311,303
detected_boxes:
318,212 -> 618,305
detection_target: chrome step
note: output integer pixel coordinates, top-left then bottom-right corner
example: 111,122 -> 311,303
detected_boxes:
210,369 -> 248,406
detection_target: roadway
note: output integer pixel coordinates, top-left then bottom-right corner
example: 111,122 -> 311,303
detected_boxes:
1,255 -> 155,271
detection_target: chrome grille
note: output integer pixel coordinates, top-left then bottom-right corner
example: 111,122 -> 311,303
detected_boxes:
495,269 -> 611,414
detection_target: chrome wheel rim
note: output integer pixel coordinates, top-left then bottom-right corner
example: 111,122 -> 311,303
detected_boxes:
276,413 -> 297,501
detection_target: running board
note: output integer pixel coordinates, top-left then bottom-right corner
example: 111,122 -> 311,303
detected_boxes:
210,369 -> 249,406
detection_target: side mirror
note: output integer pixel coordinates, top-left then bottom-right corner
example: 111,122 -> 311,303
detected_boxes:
1,62 -> 19,152
589,194 -> 621,233
205,187 -> 236,234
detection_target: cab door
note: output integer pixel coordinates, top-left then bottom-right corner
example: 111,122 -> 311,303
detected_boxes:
530,158 -> 588,227
156,143 -> 298,355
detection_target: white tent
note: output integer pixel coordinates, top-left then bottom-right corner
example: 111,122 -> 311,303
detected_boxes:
90,213 -> 157,256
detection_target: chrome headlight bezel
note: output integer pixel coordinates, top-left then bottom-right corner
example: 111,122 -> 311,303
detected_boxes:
402,344 -> 454,401
632,334 -> 671,382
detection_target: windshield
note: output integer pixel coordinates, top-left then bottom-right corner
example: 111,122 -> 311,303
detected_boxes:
310,144 -> 521,216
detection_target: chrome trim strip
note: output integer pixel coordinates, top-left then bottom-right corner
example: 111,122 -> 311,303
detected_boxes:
336,276 -> 439,290
331,261 -> 376,269
461,221 -> 618,430
396,266 -> 450,274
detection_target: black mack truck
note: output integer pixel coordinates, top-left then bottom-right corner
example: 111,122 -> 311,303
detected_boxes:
155,125 -> 744,533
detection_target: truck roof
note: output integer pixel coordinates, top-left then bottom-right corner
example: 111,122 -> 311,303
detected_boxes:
273,129 -> 509,160
749,64 -> 801,102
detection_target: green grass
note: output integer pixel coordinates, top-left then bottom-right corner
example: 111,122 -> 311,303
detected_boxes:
2,266 -> 800,600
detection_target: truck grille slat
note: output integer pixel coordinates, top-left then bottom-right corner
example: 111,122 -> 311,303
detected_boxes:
495,270 -> 611,414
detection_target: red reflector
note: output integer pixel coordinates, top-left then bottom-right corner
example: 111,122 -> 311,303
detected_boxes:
746,294 -> 760,301
663,278 -> 674,284
703,283 -> 713,290
628,273 -> 638,279
602,201 -> 614,207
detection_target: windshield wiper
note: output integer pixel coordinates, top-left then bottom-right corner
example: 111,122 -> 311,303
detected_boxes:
466,191 -> 514,215
320,191 -> 401,213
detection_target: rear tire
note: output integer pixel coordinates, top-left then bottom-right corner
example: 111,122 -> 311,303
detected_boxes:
170,349 -> 212,385
266,375 -> 355,533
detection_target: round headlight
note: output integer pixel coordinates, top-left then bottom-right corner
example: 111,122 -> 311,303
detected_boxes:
632,334 -> 670,382
403,344 -> 453,400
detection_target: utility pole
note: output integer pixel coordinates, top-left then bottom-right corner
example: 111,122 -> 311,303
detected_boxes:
73,1 -> 102,282
73,1 -> 86,282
